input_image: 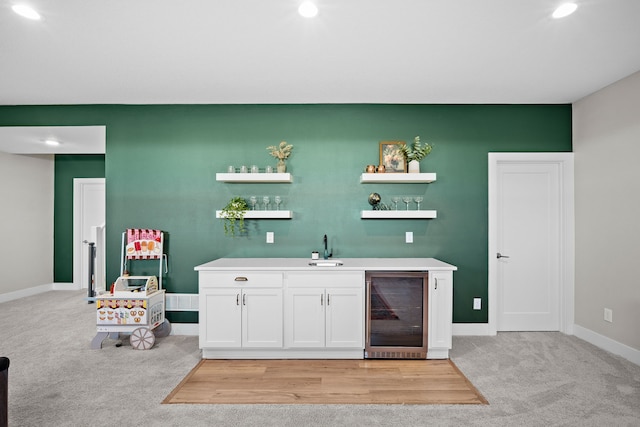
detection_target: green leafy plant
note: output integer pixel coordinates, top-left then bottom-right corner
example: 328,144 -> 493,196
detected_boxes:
266,141 -> 293,160
220,196 -> 249,237
400,136 -> 433,162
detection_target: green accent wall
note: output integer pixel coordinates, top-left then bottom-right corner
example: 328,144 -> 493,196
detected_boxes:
0,104 -> 572,324
53,154 -> 105,282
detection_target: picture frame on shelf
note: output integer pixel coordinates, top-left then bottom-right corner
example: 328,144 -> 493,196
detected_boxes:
379,141 -> 406,173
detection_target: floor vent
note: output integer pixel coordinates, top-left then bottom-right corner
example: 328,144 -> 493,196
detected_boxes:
365,351 -> 427,359
165,293 -> 198,311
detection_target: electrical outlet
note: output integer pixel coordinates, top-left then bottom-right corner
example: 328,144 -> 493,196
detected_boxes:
405,231 -> 413,243
473,298 -> 482,310
604,308 -> 613,323
266,232 -> 274,244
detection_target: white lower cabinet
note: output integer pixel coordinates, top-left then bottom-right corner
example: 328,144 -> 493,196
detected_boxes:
427,271 -> 453,358
197,265 -> 454,359
200,288 -> 242,348
325,287 -> 364,347
199,272 -> 283,350
200,287 -> 283,348
198,270 -> 364,358
284,285 -> 364,348
284,287 -> 324,347
242,288 -> 283,347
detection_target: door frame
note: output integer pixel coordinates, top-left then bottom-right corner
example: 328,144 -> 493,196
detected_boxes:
488,153 -> 574,335
73,178 -> 106,289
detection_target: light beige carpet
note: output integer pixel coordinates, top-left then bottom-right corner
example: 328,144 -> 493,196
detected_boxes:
163,359 -> 488,405
5,291 -> 640,425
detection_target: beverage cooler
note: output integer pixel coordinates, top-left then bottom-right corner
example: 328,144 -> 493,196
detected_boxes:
365,271 -> 429,359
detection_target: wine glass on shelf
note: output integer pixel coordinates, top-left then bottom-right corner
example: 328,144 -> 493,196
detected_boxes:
249,196 -> 257,211
262,196 -> 270,211
274,196 -> 282,211
414,196 -> 423,210
402,196 -> 412,210
391,196 -> 400,211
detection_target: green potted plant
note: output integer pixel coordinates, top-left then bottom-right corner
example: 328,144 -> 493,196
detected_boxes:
266,141 -> 293,173
220,196 -> 249,236
400,136 -> 433,173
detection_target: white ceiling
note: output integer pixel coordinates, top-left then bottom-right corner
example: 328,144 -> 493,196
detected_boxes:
1,1 -> 640,152
0,126 -> 105,154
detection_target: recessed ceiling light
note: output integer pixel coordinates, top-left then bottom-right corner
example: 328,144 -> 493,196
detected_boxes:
12,4 -> 41,20
298,1 -> 318,18
552,3 -> 578,19
45,139 -> 60,146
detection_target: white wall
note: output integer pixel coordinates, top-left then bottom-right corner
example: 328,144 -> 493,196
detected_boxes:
573,70 -> 640,352
0,151 -> 54,295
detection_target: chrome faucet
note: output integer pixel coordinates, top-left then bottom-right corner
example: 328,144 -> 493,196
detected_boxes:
323,234 -> 333,259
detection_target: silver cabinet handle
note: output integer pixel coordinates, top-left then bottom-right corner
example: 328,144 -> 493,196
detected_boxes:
327,294 -> 330,305
497,253 -> 510,259
234,276 -> 248,282
434,278 -> 438,290
242,294 -> 246,305
236,294 -> 240,305
320,294 -> 323,305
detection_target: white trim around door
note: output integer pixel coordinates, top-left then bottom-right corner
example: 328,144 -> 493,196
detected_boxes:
73,178 -> 106,290
488,153 -> 575,335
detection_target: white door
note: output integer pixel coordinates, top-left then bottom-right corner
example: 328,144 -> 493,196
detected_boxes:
428,271 -> 453,351
285,287 -> 325,347
325,287 -> 364,348
242,288 -> 283,347
73,178 -> 105,289
488,153 -> 574,334
200,288 -> 242,348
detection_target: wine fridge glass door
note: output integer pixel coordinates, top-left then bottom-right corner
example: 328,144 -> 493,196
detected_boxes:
365,272 -> 428,359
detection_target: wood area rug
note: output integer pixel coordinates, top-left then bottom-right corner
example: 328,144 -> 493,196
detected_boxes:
163,359 -> 488,405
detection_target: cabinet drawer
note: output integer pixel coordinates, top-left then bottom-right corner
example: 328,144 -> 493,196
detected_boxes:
285,272 -> 364,288
199,271 -> 283,288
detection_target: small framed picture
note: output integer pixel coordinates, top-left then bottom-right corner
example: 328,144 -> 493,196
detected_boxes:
379,141 -> 406,173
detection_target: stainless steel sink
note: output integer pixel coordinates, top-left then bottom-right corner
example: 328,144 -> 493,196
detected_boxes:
308,260 -> 343,267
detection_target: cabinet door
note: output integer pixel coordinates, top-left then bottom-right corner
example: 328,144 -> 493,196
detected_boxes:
284,287 -> 325,347
325,287 -> 364,348
200,288 -> 242,348
428,271 -> 453,351
242,288 -> 283,348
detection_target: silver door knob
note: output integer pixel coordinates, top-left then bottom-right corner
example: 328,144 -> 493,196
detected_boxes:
497,252 -> 510,259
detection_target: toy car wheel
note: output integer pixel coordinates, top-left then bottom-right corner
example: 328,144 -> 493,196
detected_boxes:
130,327 -> 155,350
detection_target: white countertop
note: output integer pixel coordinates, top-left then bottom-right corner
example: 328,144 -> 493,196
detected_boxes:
194,258 -> 457,271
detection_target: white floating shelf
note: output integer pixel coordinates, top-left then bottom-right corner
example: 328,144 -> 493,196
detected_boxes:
360,173 -> 436,183
216,210 -> 292,219
360,210 -> 437,219
216,173 -> 292,183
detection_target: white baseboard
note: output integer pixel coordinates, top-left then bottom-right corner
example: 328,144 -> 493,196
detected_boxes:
452,323 -> 639,366
0,282 -> 81,303
0,283 -> 54,303
452,323 -> 493,336
573,324 -> 640,366
170,323 -> 198,336
53,282 -> 80,291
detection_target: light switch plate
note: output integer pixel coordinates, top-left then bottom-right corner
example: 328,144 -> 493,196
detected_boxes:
405,232 -> 413,243
266,232 -> 274,243
473,298 -> 482,310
